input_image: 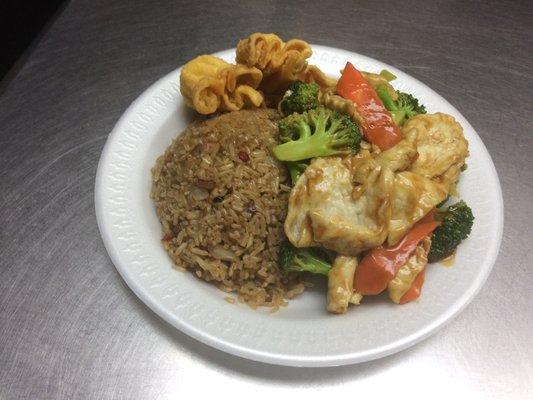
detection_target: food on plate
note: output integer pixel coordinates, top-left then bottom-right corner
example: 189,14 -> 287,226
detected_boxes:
354,211 -> 439,296
236,33 -> 311,76
180,55 -> 264,114
278,241 -> 331,275
376,86 -> 427,126
279,81 -> 320,115
387,237 -> 431,304
236,33 -> 311,94
151,109 -> 304,309
285,155 -> 394,253
427,201 -> 474,263
271,107 -> 362,161
402,113 -> 469,189
327,256 -> 361,314
236,32 -> 336,94
155,33 -> 474,312
337,62 -> 403,150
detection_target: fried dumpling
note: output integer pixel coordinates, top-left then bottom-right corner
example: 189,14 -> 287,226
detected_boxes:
180,55 -> 264,114
403,113 -> 469,188
221,63 -> 264,111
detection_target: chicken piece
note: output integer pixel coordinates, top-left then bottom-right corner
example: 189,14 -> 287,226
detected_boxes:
327,256 -> 359,314
319,89 -> 363,125
403,113 -> 469,188
285,152 -> 448,253
285,156 -> 394,255
388,171 -> 448,245
374,138 -> 418,172
388,237 -> 431,303
350,292 -> 363,305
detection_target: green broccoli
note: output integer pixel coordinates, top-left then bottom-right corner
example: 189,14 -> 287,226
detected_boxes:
376,85 -> 427,126
286,161 -> 309,185
278,242 -> 331,275
272,107 -> 362,162
428,201 -> 474,263
279,81 -> 320,115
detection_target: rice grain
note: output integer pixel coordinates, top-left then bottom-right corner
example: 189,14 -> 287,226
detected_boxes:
151,109 -> 304,308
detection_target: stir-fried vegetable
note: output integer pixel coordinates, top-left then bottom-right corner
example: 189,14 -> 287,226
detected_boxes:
399,268 -> 425,304
428,201 -> 474,263
286,160 -> 309,185
278,242 -> 331,275
279,81 -> 320,115
336,62 -> 402,150
354,211 -> 439,295
375,86 -> 427,126
272,107 -> 362,162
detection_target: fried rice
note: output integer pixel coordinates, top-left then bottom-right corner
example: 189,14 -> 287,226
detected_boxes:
151,109 -> 305,309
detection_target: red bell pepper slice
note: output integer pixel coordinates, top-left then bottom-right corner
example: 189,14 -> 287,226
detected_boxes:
354,210 -> 439,295
337,62 -> 402,150
399,268 -> 426,304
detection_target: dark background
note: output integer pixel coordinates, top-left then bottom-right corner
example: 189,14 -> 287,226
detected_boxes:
0,0 -> 66,80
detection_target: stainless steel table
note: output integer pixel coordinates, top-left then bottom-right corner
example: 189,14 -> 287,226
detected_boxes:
1,1 -> 531,398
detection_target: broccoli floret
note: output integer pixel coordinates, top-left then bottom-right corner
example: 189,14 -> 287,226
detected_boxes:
376,85 -> 427,126
279,81 -> 320,115
278,242 -> 332,275
272,107 -> 362,162
287,161 -> 309,185
428,201 -> 474,263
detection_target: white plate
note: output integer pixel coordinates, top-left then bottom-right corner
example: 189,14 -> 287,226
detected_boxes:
95,46 -> 503,367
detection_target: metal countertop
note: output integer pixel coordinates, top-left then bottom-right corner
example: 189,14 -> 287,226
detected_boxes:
1,0 -> 531,398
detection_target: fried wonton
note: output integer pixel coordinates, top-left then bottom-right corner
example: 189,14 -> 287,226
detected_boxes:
236,33 -> 334,94
180,55 -> 264,114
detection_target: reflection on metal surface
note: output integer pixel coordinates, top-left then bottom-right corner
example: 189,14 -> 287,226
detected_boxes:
0,0 -> 530,398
